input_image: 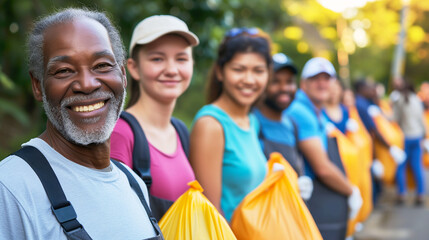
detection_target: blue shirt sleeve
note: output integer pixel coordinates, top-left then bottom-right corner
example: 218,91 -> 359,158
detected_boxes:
287,103 -> 321,141
355,98 -> 376,132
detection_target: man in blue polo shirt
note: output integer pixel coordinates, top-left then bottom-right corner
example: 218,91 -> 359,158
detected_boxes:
253,53 -> 312,200
286,57 -> 362,240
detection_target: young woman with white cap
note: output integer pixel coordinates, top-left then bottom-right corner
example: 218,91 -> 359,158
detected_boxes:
110,15 -> 199,220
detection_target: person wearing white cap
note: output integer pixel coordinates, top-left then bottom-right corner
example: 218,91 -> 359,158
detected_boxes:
286,57 -> 362,239
110,15 -> 199,220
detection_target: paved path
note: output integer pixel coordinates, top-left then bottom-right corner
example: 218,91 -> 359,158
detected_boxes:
355,171 -> 429,240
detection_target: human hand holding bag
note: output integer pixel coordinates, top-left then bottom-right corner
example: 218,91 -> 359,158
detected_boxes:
371,159 -> 384,179
297,176 -> 313,201
389,145 -> 407,165
348,186 -> 363,220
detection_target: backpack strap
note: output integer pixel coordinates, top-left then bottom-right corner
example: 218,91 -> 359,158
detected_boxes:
111,160 -> 164,239
171,117 -> 190,158
289,117 -> 299,148
120,111 -> 152,189
120,112 -> 190,190
13,146 -> 93,240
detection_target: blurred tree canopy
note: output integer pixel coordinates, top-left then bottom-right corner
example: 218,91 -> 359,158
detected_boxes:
1,0 -> 428,158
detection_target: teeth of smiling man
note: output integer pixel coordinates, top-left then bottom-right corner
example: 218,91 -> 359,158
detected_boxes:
73,101 -> 105,113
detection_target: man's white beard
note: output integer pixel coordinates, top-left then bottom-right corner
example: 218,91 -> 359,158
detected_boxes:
42,89 -> 126,146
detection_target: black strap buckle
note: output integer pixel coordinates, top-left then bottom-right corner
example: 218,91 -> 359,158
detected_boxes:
51,201 -> 82,232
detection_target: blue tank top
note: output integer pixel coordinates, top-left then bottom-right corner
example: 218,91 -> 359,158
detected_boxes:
322,104 -> 349,134
193,104 -> 267,222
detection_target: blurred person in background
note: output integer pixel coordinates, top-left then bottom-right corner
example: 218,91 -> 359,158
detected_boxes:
325,78 -> 374,231
253,52 -> 313,201
392,80 -> 427,205
354,79 -> 407,203
323,78 -> 349,134
189,28 -> 271,222
286,57 -> 361,240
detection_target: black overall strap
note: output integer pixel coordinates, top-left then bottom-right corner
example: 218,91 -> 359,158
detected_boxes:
120,111 -> 152,188
14,146 -> 92,240
111,160 -> 164,240
171,117 -> 190,158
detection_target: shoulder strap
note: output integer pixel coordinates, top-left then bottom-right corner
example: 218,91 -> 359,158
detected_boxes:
289,117 -> 299,147
257,118 -> 265,140
119,111 -> 152,189
13,146 -> 93,240
171,117 -> 190,158
111,160 -> 164,240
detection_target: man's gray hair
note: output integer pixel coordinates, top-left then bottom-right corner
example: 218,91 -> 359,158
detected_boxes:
27,8 -> 126,83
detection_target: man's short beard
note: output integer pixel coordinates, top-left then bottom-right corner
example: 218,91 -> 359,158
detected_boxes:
264,96 -> 286,113
42,89 -> 126,146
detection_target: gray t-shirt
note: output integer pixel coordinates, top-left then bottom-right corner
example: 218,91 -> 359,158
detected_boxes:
392,93 -> 426,138
0,138 -> 157,240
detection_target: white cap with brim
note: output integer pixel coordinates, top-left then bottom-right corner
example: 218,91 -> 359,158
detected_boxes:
301,57 -> 336,80
129,15 -> 199,54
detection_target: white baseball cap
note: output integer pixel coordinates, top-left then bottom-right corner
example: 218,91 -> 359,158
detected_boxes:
301,57 -> 336,80
129,15 -> 199,54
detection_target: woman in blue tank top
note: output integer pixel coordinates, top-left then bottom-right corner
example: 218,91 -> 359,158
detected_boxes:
189,28 -> 272,222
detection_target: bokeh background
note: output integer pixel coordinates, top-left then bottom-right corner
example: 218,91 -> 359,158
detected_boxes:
1,0 -> 429,159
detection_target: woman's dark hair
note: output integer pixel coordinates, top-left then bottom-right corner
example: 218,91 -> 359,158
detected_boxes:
206,31 -> 273,103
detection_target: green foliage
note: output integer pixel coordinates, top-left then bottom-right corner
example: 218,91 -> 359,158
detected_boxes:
0,0 -> 292,156
1,0 -> 428,158
0,67 -> 15,90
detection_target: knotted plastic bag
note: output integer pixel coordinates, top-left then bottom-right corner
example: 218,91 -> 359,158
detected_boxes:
346,107 -> 373,223
423,111 -> 429,168
379,99 -> 394,119
230,153 -> 322,240
369,106 -> 404,184
158,180 -> 237,240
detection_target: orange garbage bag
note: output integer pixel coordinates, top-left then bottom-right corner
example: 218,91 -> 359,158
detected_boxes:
346,107 -> 373,223
327,124 -> 361,237
371,107 -> 404,184
159,181 -> 237,240
379,99 -> 394,120
423,111 -> 429,168
230,153 -> 322,240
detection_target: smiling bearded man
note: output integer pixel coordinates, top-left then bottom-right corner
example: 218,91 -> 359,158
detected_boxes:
0,8 -> 163,240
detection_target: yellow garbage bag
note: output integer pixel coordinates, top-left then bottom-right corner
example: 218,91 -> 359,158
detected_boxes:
230,153 -> 322,240
159,180 -> 237,240
346,107 -> 373,223
372,111 -> 404,184
423,111 -> 429,168
327,125 -> 361,237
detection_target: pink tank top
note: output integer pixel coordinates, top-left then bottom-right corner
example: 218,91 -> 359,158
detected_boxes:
110,118 -> 195,201
148,134 -> 195,201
